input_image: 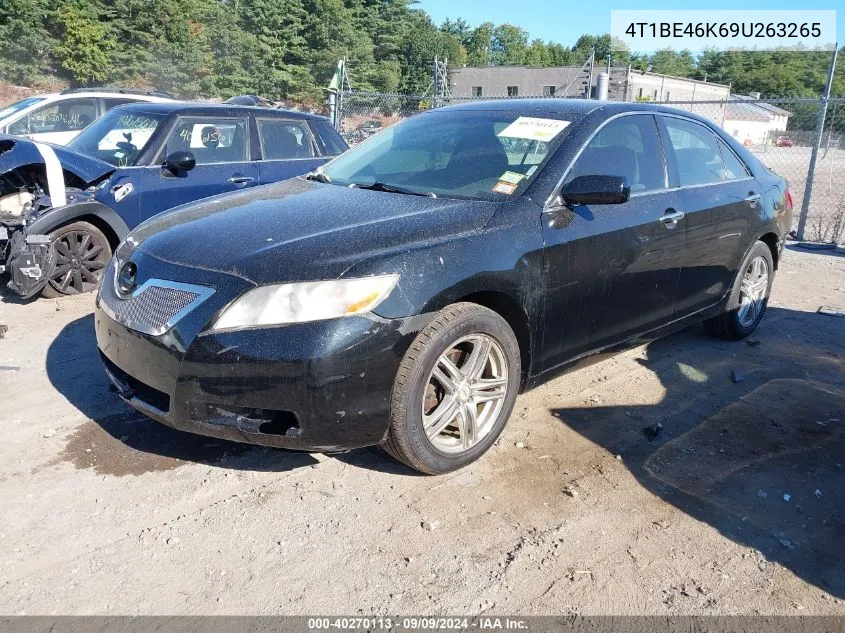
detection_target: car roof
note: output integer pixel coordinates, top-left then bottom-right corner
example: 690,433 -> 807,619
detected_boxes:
112,101 -> 329,121
432,98 -> 722,127
29,92 -> 170,101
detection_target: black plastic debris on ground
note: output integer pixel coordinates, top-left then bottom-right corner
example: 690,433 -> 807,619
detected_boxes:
643,422 -> 664,441
730,369 -> 745,383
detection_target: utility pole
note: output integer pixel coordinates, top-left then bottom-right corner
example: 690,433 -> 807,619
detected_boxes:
796,44 -> 839,242
587,46 -> 595,98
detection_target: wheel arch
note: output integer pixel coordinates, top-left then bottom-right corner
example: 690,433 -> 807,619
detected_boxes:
757,231 -> 780,271
451,290 -> 533,388
27,200 -> 129,248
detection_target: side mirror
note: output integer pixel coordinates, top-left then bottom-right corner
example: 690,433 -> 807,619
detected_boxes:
164,150 -> 196,175
561,175 -> 630,206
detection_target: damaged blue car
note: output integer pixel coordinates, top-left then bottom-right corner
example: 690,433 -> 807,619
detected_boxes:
0,101 -> 346,298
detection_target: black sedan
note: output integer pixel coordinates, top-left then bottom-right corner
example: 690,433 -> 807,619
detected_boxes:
95,99 -> 793,474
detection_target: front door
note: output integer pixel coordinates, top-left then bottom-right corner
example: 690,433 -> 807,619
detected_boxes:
541,113 -> 685,371
658,115 -> 760,317
134,115 -> 258,226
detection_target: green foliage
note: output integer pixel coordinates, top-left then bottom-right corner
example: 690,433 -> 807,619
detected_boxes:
0,2 -> 841,101
52,1 -> 116,86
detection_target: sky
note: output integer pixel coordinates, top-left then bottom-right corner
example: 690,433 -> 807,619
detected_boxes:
418,0 -> 843,50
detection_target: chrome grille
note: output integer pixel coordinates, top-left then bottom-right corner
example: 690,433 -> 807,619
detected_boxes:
99,260 -> 214,336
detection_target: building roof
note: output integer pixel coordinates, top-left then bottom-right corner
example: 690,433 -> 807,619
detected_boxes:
725,94 -> 792,121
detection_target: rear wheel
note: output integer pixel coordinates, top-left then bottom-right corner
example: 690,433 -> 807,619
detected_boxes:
382,303 -> 521,474
705,241 -> 773,340
41,221 -> 111,298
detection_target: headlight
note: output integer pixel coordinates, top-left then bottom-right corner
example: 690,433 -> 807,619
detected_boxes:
210,274 -> 399,331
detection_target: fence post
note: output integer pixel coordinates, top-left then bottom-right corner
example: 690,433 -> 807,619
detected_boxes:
796,45 -> 839,241
327,91 -> 337,129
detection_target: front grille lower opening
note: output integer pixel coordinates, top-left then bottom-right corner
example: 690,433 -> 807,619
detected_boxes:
100,353 -> 171,413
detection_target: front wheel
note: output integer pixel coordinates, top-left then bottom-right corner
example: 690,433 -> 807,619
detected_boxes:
705,240 -> 774,340
382,303 -> 521,474
42,221 -> 112,298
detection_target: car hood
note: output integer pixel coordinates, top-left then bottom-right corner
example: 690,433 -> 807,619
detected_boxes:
0,135 -> 115,186
129,178 -> 499,285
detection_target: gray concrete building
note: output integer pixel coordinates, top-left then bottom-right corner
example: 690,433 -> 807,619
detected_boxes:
449,65 -> 731,103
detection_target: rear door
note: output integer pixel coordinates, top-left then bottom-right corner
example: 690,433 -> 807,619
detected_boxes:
133,115 -> 258,223
541,113 -> 685,370
657,115 -> 759,317
254,117 -> 326,184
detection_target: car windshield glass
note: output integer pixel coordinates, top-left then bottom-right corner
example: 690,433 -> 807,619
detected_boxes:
320,110 -> 573,201
68,110 -> 168,166
0,97 -> 46,120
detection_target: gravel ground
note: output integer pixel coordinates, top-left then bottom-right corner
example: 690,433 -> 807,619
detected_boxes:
0,245 -> 843,615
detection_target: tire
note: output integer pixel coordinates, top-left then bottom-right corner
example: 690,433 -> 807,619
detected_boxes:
382,302 -> 521,474
705,240 -> 774,340
41,221 -> 112,298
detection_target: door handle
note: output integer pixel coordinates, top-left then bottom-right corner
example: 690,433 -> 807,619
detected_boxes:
660,210 -> 685,228
228,176 -> 255,185
745,192 -> 761,206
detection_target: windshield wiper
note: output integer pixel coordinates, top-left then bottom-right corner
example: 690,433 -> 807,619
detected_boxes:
349,181 -> 436,198
305,170 -> 332,183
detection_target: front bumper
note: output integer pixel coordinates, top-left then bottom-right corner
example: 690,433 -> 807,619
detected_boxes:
95,303 -> 427,452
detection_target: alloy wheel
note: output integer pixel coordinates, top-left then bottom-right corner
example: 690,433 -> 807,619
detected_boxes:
738,255 -> 769,327
422,334 -> 509,454
49,229 -> 109,295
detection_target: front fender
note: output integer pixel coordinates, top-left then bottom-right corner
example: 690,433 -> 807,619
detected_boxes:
27,199 -> 129,241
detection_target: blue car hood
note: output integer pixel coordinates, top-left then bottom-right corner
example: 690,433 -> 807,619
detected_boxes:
0,135 -> 115,186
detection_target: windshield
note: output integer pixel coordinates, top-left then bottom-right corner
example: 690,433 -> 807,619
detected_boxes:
0,96 -> 46,121
68,109 -> 167,166
320,110 -> 572,201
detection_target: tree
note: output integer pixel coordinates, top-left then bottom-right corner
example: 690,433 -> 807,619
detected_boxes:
52,2 -> 115,86
440,17 -> 472,45
650,49 -> 696,78
0,0 -> 54,84
465,22 -> 494,66
491,24 -> 528,66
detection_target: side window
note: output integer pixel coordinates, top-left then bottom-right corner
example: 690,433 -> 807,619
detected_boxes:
662,117 -> 729,186
8,98 -> 97,135
104,98 -> 137,111
567,115 -> 666,193
163,117 -> 249,164
257,119 -> 315,159
309,120 -> 347,156
717,138 -> 750,180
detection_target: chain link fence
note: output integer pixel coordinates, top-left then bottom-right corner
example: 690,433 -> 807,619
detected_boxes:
335,91 -> 845,244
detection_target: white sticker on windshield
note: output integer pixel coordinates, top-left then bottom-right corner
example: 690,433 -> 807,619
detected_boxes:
498,117 -> 570,142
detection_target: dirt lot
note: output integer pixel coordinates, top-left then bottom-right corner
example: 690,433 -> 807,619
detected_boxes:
0,245 -> 843,615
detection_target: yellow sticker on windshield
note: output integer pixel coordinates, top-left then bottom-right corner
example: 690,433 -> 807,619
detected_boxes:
498,116 -> 570,142
499,171 -> 525,185
493,181 -> 518,195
